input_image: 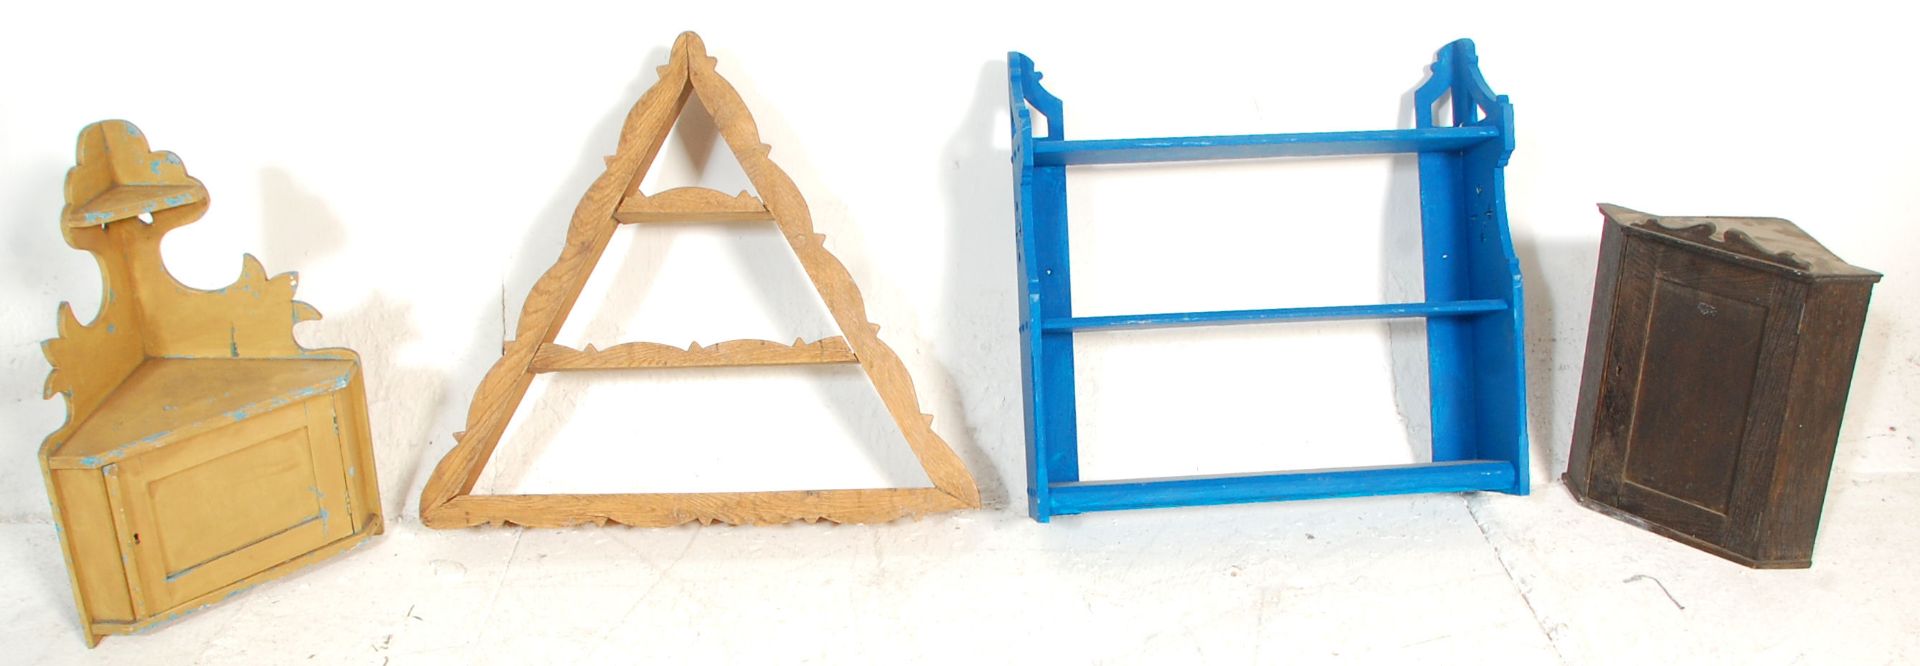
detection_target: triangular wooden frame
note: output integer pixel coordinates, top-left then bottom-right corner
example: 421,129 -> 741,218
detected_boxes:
419,32 -> 979,528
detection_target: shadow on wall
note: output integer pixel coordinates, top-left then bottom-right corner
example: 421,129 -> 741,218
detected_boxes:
259,167 -> 449,521
926,59 -> 1019,509
261,168 -> 347,265
1385,69 -> 1600,486
1514,233 -> 1600,485
0,154 -> 80,522
1384,79 -> 1432,462
457,46 -> 949,494
445,48 -> 673,497
693,52 -> 947,489
0,154 -> 83,608
1829,279 -> 1907,481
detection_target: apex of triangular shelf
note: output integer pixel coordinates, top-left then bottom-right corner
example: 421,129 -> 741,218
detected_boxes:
614,186 -> 771,224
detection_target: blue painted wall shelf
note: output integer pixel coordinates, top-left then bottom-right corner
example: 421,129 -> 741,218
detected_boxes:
1007,39 -> 1529,522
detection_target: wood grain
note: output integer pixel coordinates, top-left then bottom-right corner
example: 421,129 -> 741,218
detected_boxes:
531,337 -> 856,371
419,32 -> 979,530
614,186 -> 772,223
435,488 -> 969,528
1566,204 -> 1879,568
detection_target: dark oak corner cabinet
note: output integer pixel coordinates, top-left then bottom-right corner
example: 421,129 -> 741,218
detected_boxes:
1565,204 -> 1880,569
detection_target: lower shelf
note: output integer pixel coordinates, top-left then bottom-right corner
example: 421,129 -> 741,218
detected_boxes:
1040,300 -> 1509,333
1045,460 -> 1519,516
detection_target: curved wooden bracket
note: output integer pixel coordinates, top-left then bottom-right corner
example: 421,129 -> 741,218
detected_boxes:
41,121 -> 353,452
1601,203 -> 1878,278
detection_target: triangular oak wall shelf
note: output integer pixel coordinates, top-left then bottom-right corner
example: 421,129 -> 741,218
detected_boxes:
419,32 -> 980,528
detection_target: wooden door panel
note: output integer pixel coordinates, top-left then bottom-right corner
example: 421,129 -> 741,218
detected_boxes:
1586,235 -> 1790,544
1620,279 -> 1768,515
113,398 -> 352,610
1581,237 -> 1660,502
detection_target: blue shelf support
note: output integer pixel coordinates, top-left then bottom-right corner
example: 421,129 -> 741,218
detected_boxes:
1007,40 -> 1528,523
1009,53 -> 1079,521
1411,40 -> 1528,489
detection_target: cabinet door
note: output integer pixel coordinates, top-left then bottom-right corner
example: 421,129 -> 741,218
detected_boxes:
1583,237 -> 1803,549
108,397 -> 355,613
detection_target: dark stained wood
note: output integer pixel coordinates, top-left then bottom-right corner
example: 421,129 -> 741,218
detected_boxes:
1565,204 -> 1880,568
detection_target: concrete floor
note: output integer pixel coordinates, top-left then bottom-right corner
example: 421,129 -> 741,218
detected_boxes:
4,475 -> 1915,665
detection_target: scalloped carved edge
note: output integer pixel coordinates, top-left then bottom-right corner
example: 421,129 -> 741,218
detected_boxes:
1643,217 -> 1815,271
39,122 -> 370,647
530,337 -> 855,370
432,488 -> 967,529
419,32 -> 980,529
1601,203 -> 1819,271
1413,39 -> 1514,164
40,130 -> 353,458
1007,52 -> 1063,141
61,120 -> 210,227
614,186 -> 770,223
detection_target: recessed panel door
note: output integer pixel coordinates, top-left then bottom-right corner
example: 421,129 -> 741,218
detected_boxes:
111,398 -> 353,612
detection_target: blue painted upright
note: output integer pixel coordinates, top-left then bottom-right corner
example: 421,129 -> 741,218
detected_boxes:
1007,40 -> 1529,523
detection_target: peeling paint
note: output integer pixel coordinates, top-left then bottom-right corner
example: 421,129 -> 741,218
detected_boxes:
131,586 -> 247,635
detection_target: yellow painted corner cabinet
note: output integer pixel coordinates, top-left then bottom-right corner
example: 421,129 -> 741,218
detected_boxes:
37,120 -> 382,646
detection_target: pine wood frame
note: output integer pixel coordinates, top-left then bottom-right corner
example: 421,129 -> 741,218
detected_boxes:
419,32 -> 979,528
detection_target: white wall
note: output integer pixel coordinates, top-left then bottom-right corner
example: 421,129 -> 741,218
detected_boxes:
2,1 -> 1914,521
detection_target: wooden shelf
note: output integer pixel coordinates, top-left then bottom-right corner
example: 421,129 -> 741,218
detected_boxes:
530,338 -> 858,371
1042,299 -> 1509,332
1047,461 -> 1516,515
49,357 -> 356,468
613,186 -> 772,224
418,32 -> 980,530
1008,40 -> 1529,522
1032,127 -> 1501,166
64,183 -> 207,227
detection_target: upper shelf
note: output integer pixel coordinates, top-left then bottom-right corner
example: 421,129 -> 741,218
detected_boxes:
1010,39 -> 1515,169
1031,126 -> 1501,166
65,183 -> 206,227
61,120 -> 209,227
614,186 -> 773,224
